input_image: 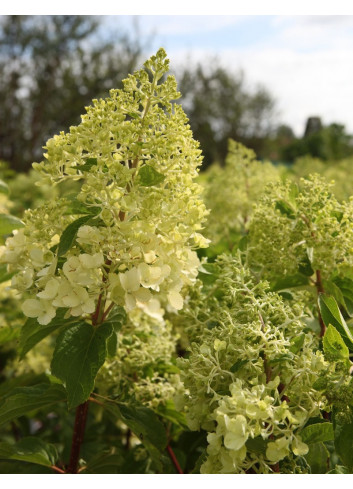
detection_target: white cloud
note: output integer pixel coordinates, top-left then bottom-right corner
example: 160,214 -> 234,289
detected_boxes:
141,15 -> 244,36
169,45 -> 353,136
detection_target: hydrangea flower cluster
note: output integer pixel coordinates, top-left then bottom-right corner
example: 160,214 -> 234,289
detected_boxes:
98,309 -> 183,408
246,174 -> 353,282
202,140 -> 279,245
177,255 -> 328,473
0,49 -> 209,325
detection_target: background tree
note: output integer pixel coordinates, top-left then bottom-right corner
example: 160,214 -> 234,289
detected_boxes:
281,120 -> 353,163
178,62 -> 276,169
0,15 -> 147,172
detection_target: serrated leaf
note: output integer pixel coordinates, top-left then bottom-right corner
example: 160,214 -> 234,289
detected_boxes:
57,215 -> 93,256
334,416 -> 353,470
103,401 -> 167,451
138,165 -> 165,187
0,437 -> 58,467
305,442 -> 329,473
319,294 -> 353,349
301,423 -> 334,444
19,308 -> 73,358
51,322 -> 113,409
0,383 -> 66,426
0,214 -> 24,236
323,324 -> 349,362
0,179 -> 9,195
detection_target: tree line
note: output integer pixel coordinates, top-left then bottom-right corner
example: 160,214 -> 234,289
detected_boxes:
0,15 -> 352,172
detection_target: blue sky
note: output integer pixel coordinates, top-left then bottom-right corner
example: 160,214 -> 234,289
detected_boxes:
103,15 -> 353,136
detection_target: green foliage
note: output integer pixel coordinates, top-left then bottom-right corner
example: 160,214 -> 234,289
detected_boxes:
0,437 -> 58,467
300,423 -> 334,445
57,215 -> 96,257
19,308 -> 73,358
0,383 -> 66,426
51,322 -> 113,409
319,295 -> 353,349
0,214 -> 24,235
138,165 -> 165,186
323,325 -> 350,362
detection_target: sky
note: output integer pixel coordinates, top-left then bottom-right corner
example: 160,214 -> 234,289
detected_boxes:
103,15 -> 353,137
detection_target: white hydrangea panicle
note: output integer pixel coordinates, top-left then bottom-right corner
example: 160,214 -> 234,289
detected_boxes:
0,48 -> 209,326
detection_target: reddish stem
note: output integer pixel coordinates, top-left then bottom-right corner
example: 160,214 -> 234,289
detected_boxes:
166,445 -> 183,474
51,465 -> 66,474
66,401 -> 89,474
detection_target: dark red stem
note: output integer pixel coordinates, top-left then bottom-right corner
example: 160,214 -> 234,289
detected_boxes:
167,445 -> 183,474
66,401 -> 89,474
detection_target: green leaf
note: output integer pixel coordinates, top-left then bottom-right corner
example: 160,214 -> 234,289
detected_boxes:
104,401 -> 167,451
0,437 -> 58,467
246,436 -> 268,455
319,294 -> 353,349
271,274 -> 309,292
305,442 -> 329,473
138,165 -> 165,187
103,306 -> 126,358
156,400 -> 188,429
332,277 -> 353,317
19,308 -> 73,358
57,215 -> 93,256
0,179 -> 9,195
0,383 -> 66,426
82,452 -> 123,474
289,333 -> 305,354
51,322 -> 113,409
298,255 -> 314,276
334,417 -> 353,470
106,332 -> 118,358
0,214 -> 24,236
229,359 -> 247,373
323,324 -> 349,362
191,449 -> 207,474
275,199 -> 295,219
301,423 -> 334,444
75,157 -> 98,172
63,197 -> 101,216
104,305 -> 126,331
0,264 -> 15,284
0,372 -> 48,397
